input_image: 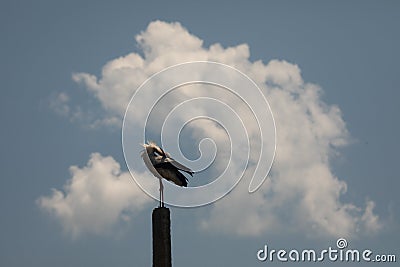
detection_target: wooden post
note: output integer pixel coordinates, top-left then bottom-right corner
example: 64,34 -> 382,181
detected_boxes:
152,207 -> 172,267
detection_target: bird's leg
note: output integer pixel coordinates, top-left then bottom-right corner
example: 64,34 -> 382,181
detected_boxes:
159,178 -> 164,207
159,178 -> 162,207
161,185 -> 164,207
161,180 -> 164,207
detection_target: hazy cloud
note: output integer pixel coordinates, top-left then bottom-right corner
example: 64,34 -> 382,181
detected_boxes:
49,92 -> 70,117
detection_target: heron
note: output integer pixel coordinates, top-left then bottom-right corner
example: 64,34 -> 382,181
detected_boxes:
141,141 -> 193,207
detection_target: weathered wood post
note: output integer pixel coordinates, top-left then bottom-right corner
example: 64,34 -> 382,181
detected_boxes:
152,207 -> 172,267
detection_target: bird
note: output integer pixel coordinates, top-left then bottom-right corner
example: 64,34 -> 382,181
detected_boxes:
141,141 -> 193,207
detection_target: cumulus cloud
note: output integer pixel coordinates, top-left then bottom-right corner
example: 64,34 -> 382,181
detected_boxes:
37,153 -> 154,238
202,60 -> 380,238
50,20 -> 381,238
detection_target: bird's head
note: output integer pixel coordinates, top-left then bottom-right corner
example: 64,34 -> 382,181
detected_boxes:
141,141 -> 166,157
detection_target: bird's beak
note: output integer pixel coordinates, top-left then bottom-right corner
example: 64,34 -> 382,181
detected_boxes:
160,147 -> 166,157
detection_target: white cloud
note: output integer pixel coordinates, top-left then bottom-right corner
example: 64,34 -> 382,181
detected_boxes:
201,61 -> 380,238
37,153 -> 154,238
52,20 -> 381,238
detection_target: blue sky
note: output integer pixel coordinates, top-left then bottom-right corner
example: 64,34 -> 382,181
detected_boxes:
1,1 -> 399,266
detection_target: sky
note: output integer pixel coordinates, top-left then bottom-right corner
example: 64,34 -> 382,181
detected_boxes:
1,1 -> 399,266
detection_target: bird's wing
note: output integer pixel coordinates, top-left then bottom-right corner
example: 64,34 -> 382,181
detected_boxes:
154,158 -> 193,176
141,151 -> 164,179
155,167 -> 188,187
